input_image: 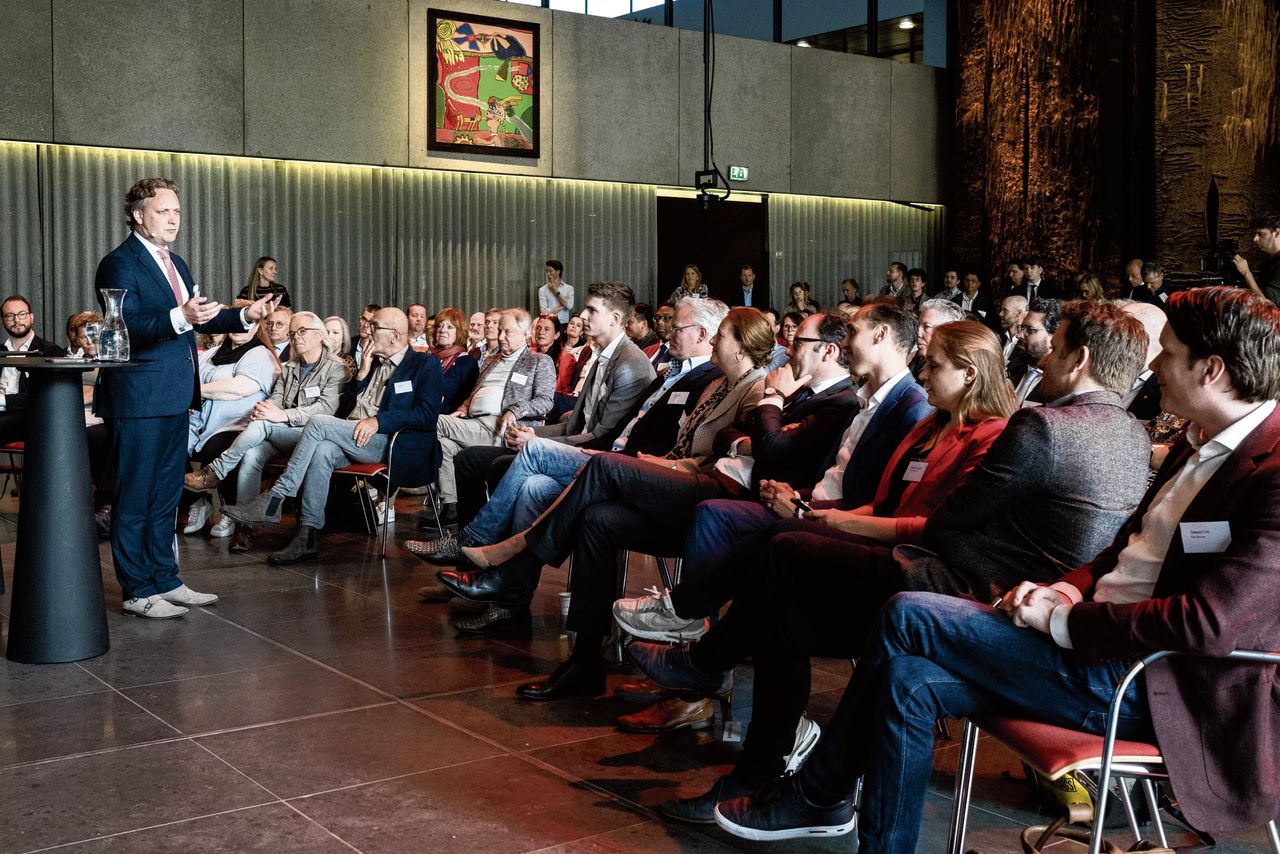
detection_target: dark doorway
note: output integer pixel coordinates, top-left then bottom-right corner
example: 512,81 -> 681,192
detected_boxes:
656,196 -> 770,309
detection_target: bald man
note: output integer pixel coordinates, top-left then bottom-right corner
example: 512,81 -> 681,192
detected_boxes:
998,294 -> 1029,363
224,307 -> 445,563
1118,299 -> 1168,421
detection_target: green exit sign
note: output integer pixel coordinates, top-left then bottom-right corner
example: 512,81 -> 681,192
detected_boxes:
729,165 -> 749,182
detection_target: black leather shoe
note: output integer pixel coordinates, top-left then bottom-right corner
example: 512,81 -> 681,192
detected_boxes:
453,602 -> 532,634
516,659 -> 606,701
436,568 -> 526,605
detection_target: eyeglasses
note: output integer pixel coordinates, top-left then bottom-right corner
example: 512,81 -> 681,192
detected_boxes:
287,328 -> 323,340
369,324 -> 399,334
792,336 -> 827,345
670,323 -> 703,334
2,311 -> 31,321
1017,325 -> 1045,336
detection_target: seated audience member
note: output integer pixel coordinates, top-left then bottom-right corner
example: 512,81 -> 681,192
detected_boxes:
413,298 -> 725,629
222,308 -> 443,563
0,295 -> 67,444
406,303 -> 430,350
465,311 -> 486,357
238,256 -> 291,308
669,264 -> 709,303
833,300 -> 858,320
432,309 -> 556,522
624,320 -> 1015,818
951,272 -> 997,329
1233,213 -> 1280,303
1119,257 -> 1146,300
561,313 -> 586,360
431,308 -> 479,412
784,281 -> 820,317
68,310 -> 113,531
530,313 -> 563,362
760,307 -> 789,370
1142,259 -> 1170,307
323,315 -> 357,380
881,261 -> 908,298
263,307 -> 293,360
1021,255 -> 1061,300
901,269 -> 927,313
1010,297 -> 1062,405
1075,271 -> 1106,301
779,311 -> 802,348
936,269 -> 961,302
713,286 -> 1280,850
909,299 -> 965,377
475,307 -> 502,360
184,311 -> 345,552
626,303 -> 660,351
1117,299 -> 1167,422
351,303 -> 381,364
66,310 -> 103,404
997,294 -> 1027,363
181,320 -> 280,537
442,312 -> 859,698
646,303 -> 676,370
840,277 -> 861,306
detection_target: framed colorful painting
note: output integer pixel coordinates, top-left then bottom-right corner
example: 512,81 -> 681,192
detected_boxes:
428,10 -> 539,158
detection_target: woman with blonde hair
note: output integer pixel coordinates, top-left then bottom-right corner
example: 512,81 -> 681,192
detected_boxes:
237,256 -> 292,307
1075,271 -> 1106,301
669,263 -> 710,302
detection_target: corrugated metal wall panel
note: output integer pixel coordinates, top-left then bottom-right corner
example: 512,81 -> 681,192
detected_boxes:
768,194 -> 947,308
2,142 -> 945,342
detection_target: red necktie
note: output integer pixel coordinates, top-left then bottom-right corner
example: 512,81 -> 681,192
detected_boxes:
158,248 -> 185,306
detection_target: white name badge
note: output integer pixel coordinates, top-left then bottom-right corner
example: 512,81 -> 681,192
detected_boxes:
1179,521 -> 1231,554
977,309 -> 988,318
668,391 -> 690,405
393,380 -> 412,394
304,385 -> 321,399
903,460 -> 929,482
510,372 -> 528,385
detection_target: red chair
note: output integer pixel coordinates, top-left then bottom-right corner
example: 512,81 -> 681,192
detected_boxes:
0,441 -> 24,497
332,430 -> 440,557
947,649 -> 1280,854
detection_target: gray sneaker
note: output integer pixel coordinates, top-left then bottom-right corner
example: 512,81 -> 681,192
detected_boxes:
613,586 -> 708,642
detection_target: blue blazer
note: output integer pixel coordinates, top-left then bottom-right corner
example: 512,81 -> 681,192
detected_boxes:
828,373 -> 933,509
93,234 -> 248,418
358,348 -> 444,490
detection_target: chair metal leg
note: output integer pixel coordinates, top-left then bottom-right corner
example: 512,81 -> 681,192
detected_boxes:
656,556 -> 675,590
1116,776 -> 1142,843
946,720 -> 981,854
1139,778 -> 1168,849
1266,818 -> 1279,853
379,486 -> 400,557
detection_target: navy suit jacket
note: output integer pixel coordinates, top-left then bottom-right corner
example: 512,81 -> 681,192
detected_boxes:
93,234 -> 247,418
360,348 -> 444,489
817,373 -> 933,509
624,361 -> 723,456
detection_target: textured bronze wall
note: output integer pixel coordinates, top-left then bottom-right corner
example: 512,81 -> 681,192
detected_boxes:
1155,0 -> 1279,271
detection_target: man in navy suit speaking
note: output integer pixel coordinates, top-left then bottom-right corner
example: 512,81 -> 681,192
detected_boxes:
94,178 -> 280,619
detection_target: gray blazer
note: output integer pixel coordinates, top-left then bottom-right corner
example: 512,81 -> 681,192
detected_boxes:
468,347 -> 557,424
681,369 -> 766,463
900,389 -> 1152,601
269,348 -> 347,427
537,333 -> 656,448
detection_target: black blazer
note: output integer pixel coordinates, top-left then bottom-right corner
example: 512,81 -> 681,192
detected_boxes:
950,291 -> 1000,331
1126,371 -> 1162,421
624,361 -> 722,456
715,377 -> 860,490
2,334 -> 68,412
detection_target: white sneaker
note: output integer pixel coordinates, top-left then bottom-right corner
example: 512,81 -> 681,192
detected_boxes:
183,498 -> 212,534
613,586 -> 708,642
123,595 -> 189,619
372,489 -> 396,525
209,514 -> 235,538
159,584 -> 219,607
783,715 -> 822,773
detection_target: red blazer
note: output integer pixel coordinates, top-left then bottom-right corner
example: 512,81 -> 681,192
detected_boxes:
555,346 -> 588,396
1056,406 -> 1280,832
871,415 -> 1006,544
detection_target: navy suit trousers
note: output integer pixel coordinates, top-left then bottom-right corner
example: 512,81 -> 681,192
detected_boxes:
110,413 -> 187,598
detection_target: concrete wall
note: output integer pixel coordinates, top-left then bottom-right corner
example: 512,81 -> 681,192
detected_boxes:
0,0 -> 943,203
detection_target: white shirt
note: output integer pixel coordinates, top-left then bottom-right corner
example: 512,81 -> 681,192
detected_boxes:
0,334 -> 36,410
579,332 -> 625,416
812,368 -> 911,501
1048,399 -> 1277,648
539,281 -> 574,324
132,233 -> 248,335
1014,367 -> 1043,407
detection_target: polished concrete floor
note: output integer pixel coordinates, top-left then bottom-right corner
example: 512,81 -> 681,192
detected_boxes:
0,494 -> 1268,852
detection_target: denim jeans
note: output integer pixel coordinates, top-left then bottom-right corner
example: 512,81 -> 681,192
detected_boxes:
270,414 -> 387,530
209,419 -> 304,504
461,437 -> 586,544
800,591 -> 1152,854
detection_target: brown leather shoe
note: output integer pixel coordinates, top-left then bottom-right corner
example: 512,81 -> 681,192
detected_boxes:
617,697 -> 713,734
613,676 -> 679,704
184,467 -> 220,493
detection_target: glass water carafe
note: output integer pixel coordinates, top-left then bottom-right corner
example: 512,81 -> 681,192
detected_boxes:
98,288 -> 131,361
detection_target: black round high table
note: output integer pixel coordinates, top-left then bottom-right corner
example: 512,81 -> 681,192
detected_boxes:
2,356 -> 124,663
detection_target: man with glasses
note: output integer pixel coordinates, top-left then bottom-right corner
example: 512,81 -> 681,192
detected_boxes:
264,307 -> 293,359
352,303 -> 381,365
223,307 -> 443,564
0,295 -> 67,445
183,311 -> 346,552
1012,298 -> 1063,406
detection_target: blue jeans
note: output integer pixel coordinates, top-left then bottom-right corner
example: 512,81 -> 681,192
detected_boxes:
800,592 -> 1153,854
462,437 -> 585,544
209,419 -> 304,504
270,414 -> 387,530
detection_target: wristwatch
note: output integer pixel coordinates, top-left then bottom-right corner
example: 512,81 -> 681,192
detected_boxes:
761,387 -> 785,400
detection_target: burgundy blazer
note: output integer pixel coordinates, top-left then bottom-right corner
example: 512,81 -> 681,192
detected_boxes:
1057,406 -> 1280,832
869,415 -> 1006,544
